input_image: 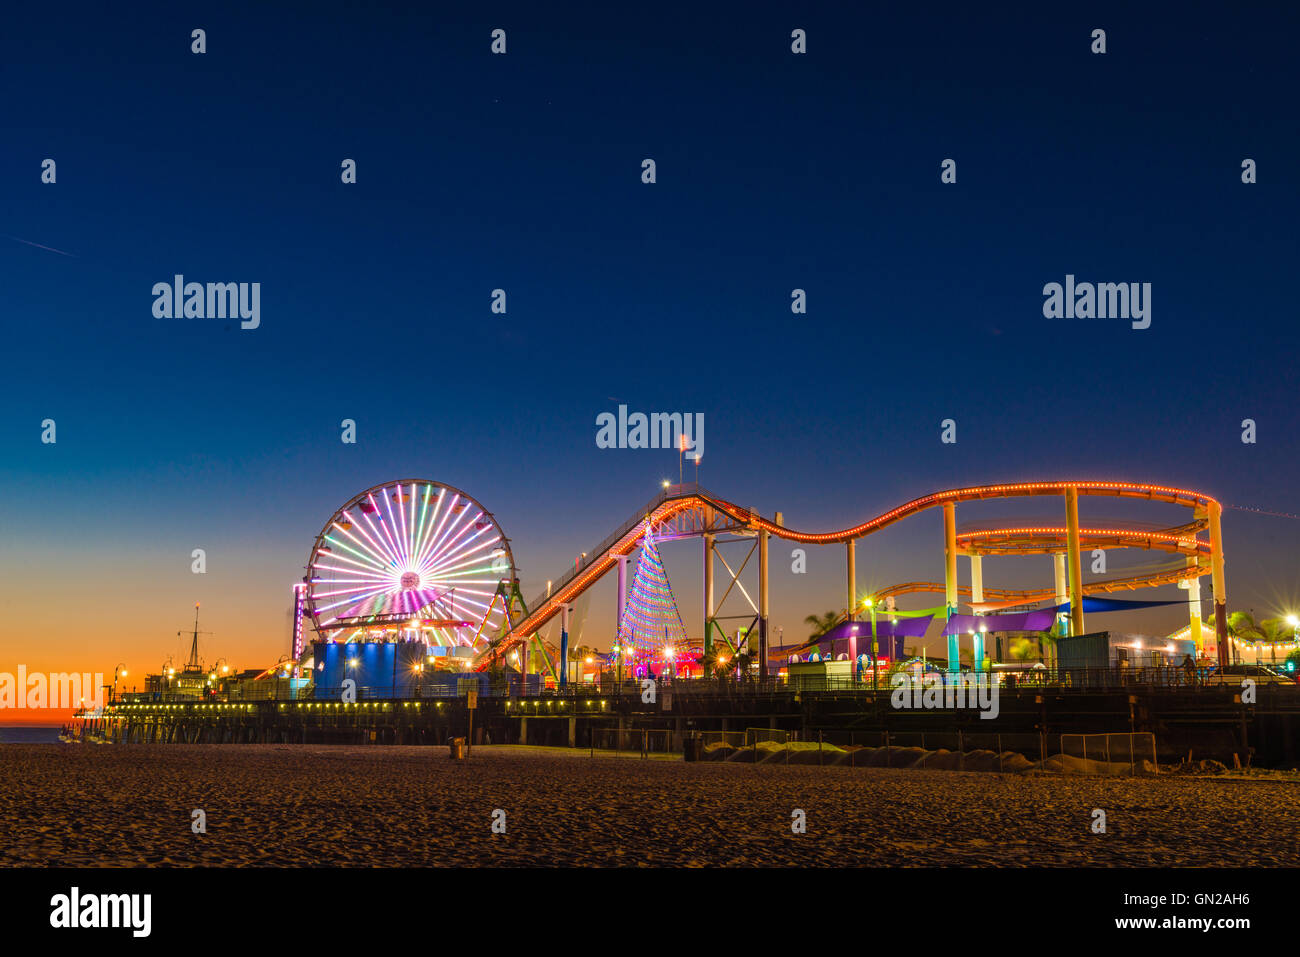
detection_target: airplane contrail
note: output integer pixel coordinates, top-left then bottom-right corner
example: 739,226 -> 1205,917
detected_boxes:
4,235 -> 76,257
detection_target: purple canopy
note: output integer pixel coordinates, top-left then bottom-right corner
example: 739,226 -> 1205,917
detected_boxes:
774,616 -> 933,661
945,611 -> 1057,633
945,597 -> 1190,634
818,616 -> 935,643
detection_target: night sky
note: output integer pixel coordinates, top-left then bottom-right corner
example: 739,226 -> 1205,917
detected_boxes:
3,1 -> 1298,706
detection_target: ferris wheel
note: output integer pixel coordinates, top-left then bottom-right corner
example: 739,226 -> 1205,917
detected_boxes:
303,479 -> 515,649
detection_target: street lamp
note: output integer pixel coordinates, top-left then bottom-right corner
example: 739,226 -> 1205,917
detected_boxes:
209,656 -> 228,687
863,598 -> 879,691
111,663 -> 128,703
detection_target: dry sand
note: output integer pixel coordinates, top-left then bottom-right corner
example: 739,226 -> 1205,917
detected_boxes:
2,743 -> 1297,867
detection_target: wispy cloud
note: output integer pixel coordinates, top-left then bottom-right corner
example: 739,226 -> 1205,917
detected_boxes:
4,235 -> 77,257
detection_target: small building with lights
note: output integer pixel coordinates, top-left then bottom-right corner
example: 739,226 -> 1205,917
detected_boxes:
1056,631 -> 1196,671
312,640 -> 490,700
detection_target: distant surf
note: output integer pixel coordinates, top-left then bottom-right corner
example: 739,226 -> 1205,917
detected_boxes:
0,727 -> 62,743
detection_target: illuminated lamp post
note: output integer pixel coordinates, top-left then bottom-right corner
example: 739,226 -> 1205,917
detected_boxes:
211,657 -> 229,697
111,664 -> 128,704
864,598 -> 879,692
943,502 -> 959,674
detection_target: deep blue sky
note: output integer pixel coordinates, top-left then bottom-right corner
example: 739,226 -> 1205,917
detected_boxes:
3,1 -> 1298,669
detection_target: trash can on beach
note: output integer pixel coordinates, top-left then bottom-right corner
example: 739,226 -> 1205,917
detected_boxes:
449,737 -> 467,760
683,732 -> 703,762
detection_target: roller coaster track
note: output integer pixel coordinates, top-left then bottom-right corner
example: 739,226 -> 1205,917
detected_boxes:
475,480 -> 1218,669
870,562 -> 1205,606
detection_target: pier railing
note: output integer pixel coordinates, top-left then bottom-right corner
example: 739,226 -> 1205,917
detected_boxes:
112,665 -> 1298,706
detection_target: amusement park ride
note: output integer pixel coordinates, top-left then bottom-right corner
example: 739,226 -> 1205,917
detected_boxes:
289,478 -> 1232,689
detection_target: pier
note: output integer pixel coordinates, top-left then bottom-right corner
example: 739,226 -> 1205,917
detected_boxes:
90,673 -> 1300,767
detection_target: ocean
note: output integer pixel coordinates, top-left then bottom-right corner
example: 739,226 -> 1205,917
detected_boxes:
0,727 -> 63,743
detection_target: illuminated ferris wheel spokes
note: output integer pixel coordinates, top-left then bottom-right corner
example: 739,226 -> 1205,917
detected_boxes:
304,480 -> 515,648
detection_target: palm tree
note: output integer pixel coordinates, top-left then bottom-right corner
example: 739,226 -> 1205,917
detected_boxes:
804,610 -> 843,658
733,652 -> 753,680
804,611 -> 840,641
697,647 -> 724,681
1038,632 -> 1057,667
1227,610 -> 1257,640
1228,612 -> 1293,664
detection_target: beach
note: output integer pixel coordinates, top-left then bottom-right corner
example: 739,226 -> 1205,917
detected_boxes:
2,744 -> 1297,867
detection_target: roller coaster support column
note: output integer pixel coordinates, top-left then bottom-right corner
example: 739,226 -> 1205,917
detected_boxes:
559,604 -> 570,690
1185,558 -> 1204,652
702,535 -> 714,657
1209,500 -> 1228,668
1065,487 -> 1085,638
616,554 -> 628,635
1053,553 -> 1068,637
970,554 -> 984,669
759,528 -> 770,679
846,540 -> 858,681
944,502 -> 959,673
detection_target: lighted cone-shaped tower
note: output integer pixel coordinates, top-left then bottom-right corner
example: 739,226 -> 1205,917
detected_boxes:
616,525 -> 690,664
